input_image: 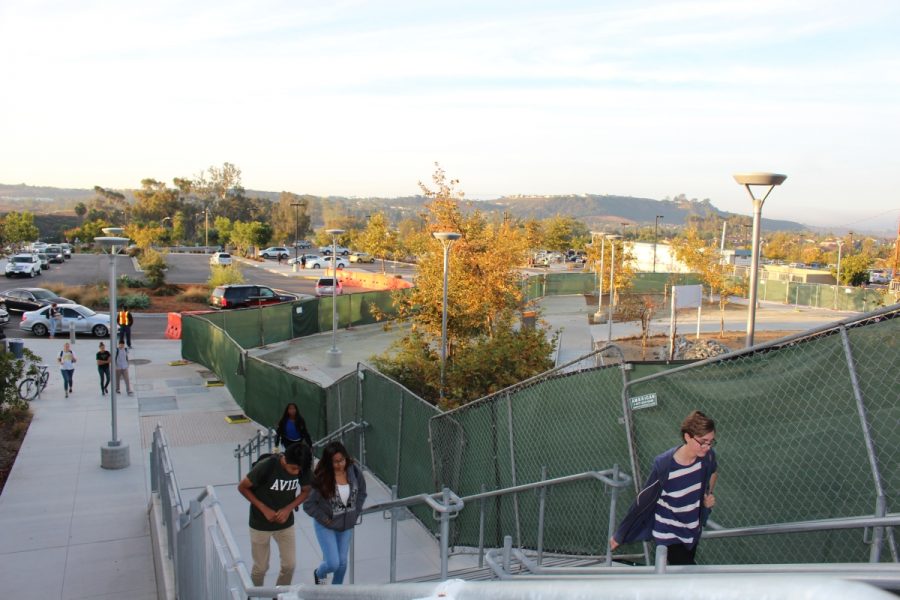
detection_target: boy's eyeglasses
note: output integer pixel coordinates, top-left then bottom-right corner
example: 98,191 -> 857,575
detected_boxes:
691,435 -> 716,448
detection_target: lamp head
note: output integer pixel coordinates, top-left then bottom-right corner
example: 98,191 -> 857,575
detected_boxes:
94,236 -> 130,253
101,227 -> 125,236
433,232 -> 461,242
325,229 -> 345,236
733,173 -> 787,186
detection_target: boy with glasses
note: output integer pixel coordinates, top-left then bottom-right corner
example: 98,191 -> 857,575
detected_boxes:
610,410 -> 719,565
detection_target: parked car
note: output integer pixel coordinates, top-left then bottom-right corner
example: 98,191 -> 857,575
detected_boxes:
349,252 -> 374,263
21,304 -> 110,338
302,255 -> 327,269
293,240 -> 313,250
36,253 -> 50,270
209,285 -> 296,309
0,288 -> 75,312
60,243 -> 73,259
0,304 -> 8,327
44,245 -> 65,263
260,247 -> 290,260
319,245 -> 351,256
322,256 -> 349,269
209,252 -> 233,266
315,277 -> 343,297
5,254 -> 42,278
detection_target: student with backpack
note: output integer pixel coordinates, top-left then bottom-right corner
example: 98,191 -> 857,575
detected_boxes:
238,443 -> 313,587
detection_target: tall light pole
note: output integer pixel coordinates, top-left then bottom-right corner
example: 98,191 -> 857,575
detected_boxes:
653,215 -> 663,273
734,172 -> 787,347
834,240 -> 845,309
606,234 -> 621,343
433,232 -> 461,400
326,229 -> 345,367
96,228 -> 130,470
291,201 -> 303,270
590,231 -> 606,322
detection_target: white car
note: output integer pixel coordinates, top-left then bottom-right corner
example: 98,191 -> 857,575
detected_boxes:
319,245 -> 351,256
5,254 -> 42,278
304,255 -> 348,269
0,304 -> 8,327
210,252 -> 233,266
260,247 -> 290,259
21,303 -> 111,338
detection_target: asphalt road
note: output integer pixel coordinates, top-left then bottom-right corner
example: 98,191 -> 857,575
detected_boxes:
1,253 -> 416,340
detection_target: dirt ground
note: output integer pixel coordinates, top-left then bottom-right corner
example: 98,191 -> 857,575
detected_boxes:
0,406 -> 32,495
613,329 -> 802,361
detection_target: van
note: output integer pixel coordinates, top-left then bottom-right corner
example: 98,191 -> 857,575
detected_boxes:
315,277 -> 343,297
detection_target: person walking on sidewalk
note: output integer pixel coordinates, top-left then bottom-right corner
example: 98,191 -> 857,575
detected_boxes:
96,341 -> 111,395
275,402 -> 313,451
238,442 -> 313,587
114,340 -> 133,395
117,307 -> 134,348
57,342 -> 76,397
48,303 -> 63,339
609,410 -> 719,565
304,441 -> 367,585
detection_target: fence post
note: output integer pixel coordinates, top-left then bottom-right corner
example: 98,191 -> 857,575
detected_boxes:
395,391 -> 405,487
440,487 -> 451,580
506,392 -> 522,547
606,463 -> 620,566
389,485 -> 399,582
654,544 -> 668,573
502,535 -> 513,573
235,444 -> 243,481
537,466 -> 547,566
478,483 -> 487,568
839,325 -> 891,562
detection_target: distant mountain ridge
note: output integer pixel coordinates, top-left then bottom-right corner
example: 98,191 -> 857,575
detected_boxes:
0,182 -> 807,231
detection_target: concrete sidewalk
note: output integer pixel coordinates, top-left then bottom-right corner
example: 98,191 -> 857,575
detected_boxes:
0,296 -> 855,599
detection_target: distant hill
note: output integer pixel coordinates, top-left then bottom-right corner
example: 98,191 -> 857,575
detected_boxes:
0,182 -> 808,232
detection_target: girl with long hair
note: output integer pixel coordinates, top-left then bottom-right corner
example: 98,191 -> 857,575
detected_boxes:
275,403 -> 312,450
303,441 -> 367,585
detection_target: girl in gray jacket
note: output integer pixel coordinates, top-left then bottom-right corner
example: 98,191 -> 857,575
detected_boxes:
303,441 -> 367,584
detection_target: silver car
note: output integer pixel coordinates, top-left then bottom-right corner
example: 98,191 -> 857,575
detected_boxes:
21,304 -> 111,338
0,304 -> 8,327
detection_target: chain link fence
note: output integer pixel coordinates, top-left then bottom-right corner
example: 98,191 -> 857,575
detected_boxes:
183,300 -> 899,566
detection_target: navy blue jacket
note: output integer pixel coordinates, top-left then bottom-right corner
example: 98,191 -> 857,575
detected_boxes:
613,446 -> 717,548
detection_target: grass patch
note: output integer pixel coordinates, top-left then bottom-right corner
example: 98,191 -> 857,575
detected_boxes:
176,285 -> 210,304
208,265 -> 244,289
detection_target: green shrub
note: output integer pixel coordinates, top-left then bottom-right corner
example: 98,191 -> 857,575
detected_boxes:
117,293 -> 151,309
140,249 -> 167,288
208,265 -> 244,289
118,274 -> 146,288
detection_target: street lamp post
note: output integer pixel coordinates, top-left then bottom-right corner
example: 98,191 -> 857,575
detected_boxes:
204,208 -> 210,250
433,232 -> 461,400
95,228 -> 131,470
653,215 -> 663,273
590,232 -> 606,322
291,202 -> 303,271
834,240 -> 845,310
606,234 -> 621,343
325,229 -> 345,367
733,172 -> 787,347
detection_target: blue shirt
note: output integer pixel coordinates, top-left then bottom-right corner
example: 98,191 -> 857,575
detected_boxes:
284,420 -> 300,442
652,455 -> 704,547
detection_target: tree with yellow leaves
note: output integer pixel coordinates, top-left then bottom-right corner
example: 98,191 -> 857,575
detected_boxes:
671,228 -> 745,337
372,165 -> 555,408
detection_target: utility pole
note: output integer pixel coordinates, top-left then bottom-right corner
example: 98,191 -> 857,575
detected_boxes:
653,215 -> 663,273
892,218 -> 900,284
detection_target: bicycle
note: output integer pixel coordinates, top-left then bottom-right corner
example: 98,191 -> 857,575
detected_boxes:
18,364 -> 50,401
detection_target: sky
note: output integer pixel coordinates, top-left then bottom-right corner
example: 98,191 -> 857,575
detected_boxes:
1,0 -> 898,230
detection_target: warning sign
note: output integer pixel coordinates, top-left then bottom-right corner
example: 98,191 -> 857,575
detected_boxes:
630,393 -> 658,411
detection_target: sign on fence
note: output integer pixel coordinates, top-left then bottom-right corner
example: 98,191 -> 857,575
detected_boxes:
630,392 -> 658,411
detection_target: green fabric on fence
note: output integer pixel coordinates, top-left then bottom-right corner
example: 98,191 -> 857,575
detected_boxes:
243,357 -> 327,440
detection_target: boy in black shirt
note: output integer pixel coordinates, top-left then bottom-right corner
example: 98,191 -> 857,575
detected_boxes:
238,443 -> 312,587
96,342 -> 111,395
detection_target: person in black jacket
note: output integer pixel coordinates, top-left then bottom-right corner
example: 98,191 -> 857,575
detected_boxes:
609,410 -> 719,565
303,441 -> 367,585
275,403 -> 313,450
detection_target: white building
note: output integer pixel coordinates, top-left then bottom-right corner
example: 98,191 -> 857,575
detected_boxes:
624,241 -> 691,273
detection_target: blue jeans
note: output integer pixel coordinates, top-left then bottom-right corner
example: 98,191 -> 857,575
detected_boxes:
61,369 -> 74,391
313,520 -> 353,584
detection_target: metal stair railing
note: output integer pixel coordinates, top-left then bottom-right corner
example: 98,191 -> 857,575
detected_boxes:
483,513 -> 900,591
358,465 -> 632,584
234,420 -> 369,480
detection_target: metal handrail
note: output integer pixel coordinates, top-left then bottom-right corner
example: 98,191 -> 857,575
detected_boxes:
360,466 -> 632,584
234,420 -> 369,480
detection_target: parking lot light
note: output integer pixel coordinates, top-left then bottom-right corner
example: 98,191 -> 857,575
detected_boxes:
325,229 -> 345,367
